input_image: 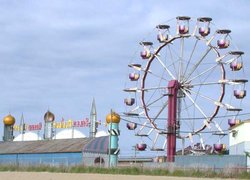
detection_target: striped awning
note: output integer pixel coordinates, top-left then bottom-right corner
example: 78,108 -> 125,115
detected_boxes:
82,136 -> 109,154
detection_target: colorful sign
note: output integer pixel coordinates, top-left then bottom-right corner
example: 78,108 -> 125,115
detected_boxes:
14,122 -> 42,131
53,118 -> 89,129
13,118 -> 100,131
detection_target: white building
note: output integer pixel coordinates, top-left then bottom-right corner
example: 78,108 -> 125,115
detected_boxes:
229,120 -> 250,155
229,120 -> 250,168
13,132 -> 42,141
53,129 -> 86,139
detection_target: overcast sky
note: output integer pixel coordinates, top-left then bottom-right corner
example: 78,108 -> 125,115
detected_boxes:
0,1 -> 249,155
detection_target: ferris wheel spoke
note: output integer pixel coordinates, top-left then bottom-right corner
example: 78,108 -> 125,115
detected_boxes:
155,55 -> 176,80
181,89 -> 208,119
189,81 -> 226,87
145,94 -> 168,108
142,86 -> 167,91
181,97 -> 195,131
167,45 -> 178,78
198,134 -> 205,150
178,37 -> 184,81
187,88 -> 220,104
187,88 -> 236,110
185,47 -> 212,81
144,69 -> 169,82
183,39 -> 199,79
136,121 -> 153,136
212,120 -> 224,134
152,101 -> 168,122
187,64 -> 218,83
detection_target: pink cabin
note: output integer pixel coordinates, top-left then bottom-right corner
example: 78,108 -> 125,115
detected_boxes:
129,73 -> 140,81
230,62 -> 243,71
234,90 -> 246,99
157,33 -> 168,43
140,50 -> 151,59
199,27 -> 210,37
228,119 -> 241,127
217,39 -> 230,49
136,143 -> 147,151
124,98 -> 135,106
213,143 -> 226,153
156,24 -> 170,43
179,25 -> 189,34
126,122 -> 137,130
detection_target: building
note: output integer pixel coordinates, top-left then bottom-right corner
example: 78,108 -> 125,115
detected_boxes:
0,136 -> 113,167
229,119 -> 250,155
0,109 -> 120,167
0,138 -> 91,166
229,119 -> 250,167
82,136 -> 110,167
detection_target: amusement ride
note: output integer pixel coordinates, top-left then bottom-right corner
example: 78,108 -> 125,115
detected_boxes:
123,16 -> 247,162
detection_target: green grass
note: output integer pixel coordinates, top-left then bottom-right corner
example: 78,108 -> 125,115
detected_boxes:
0,165 -> 249,179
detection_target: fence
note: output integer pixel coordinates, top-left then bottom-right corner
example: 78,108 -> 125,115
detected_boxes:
0,153 -> 83,167
0,153 -> 248,171
118,155 -> 248,172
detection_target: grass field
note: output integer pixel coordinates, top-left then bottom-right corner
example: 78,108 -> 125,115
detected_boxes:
0,165 -> 249,179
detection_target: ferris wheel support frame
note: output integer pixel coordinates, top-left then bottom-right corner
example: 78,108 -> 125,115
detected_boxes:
124,16 -> 247,162
167,80 -> 179,162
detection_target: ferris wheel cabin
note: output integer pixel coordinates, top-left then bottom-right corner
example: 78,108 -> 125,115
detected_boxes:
129,73 -> 140,81
136,143 -> 147,151
126,122 -> 137,130
124,98 -> 135,106
176,16 -> 190,35
213,143 -> 226,153
216,29 -> 231,49
229,51 -> 244,71
197,17 -> 212,37
156,24 -> 170,43
140,41 -> 153,59
228,119 -> 241,127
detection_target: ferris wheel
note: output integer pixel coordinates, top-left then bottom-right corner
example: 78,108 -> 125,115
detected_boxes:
123,16 -> 247,161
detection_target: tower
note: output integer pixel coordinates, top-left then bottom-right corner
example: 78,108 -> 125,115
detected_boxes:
44,110 -> 55,140
3,114 -> 15,141
89,98 -> 98,138
106,111 -> 120,167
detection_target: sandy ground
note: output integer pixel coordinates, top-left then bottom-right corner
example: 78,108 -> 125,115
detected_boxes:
0,172 -> 239,180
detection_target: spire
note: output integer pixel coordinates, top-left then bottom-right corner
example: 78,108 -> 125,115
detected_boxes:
20,113 -> 25,133
89,98 -> 98,137
20,113 -> 25,141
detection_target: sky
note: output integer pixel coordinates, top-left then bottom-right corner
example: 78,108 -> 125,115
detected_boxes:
0,0 -> 250,156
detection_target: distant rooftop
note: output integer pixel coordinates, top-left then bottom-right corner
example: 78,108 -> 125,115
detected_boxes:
0,138 -> 92,154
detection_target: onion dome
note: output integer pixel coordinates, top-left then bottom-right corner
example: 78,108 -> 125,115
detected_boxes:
106,112 -> 120,124
44,110 -> 55,122
3,114 -> 15,126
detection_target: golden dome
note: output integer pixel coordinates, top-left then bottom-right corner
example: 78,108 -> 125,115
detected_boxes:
3,114 -> 15,126
44,111 -> 55,122
106,112 -> 120,124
